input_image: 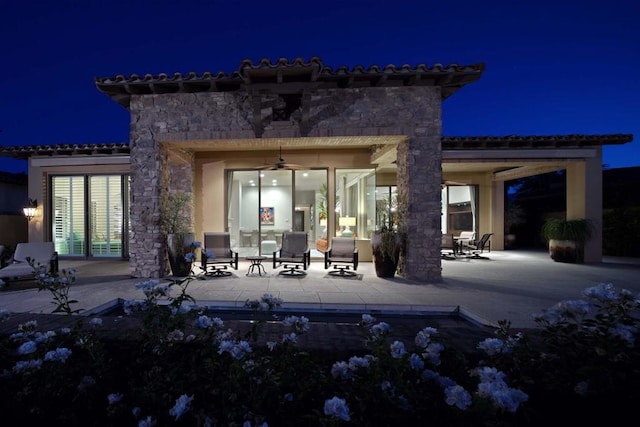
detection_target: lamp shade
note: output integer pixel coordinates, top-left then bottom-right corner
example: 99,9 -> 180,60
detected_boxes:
339,216 -> 356,227
23,199 -> 38,221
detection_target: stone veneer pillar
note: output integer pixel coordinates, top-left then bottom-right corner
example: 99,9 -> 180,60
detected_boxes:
396,129 -> 443,282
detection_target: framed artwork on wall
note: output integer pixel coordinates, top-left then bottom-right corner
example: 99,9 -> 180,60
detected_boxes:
260,207 -> 274,225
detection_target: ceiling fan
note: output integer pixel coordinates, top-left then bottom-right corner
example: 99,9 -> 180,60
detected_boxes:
255,146 -> 305,170
442,180 -> 469,188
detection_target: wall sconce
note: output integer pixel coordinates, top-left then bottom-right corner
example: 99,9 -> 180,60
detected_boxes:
339,216 -> 356,237
23,198 -> 38,221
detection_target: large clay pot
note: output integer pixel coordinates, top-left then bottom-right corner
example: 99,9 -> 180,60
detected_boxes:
548,239 -> 578,263
371,231 -> 401,278
166,232 -> 195,276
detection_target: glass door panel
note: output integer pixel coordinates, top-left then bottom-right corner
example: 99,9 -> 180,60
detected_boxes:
52,176 -> 86,256
336,169 -> 376,239
259,170 -> 292,255
89,176 -> 123,257
228,171 -> 260,257
295,169 -> 327,257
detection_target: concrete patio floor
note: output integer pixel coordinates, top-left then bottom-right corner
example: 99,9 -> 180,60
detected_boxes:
1,250 -> 638,329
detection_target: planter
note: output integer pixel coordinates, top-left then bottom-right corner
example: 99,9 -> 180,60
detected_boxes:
316,238 -> 329,253
542,218 -> 593,264
371,231 -> 401,278
166,232 -> 195,276
548,239 -> 578,263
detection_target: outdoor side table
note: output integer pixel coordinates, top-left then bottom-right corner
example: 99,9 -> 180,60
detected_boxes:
246,256 -> 267,276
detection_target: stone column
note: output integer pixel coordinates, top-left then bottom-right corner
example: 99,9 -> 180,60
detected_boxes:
128,95 -> 164,278
397,129 -> 443,282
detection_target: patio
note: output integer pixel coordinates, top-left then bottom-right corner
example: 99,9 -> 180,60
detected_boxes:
1,250 -> 639,329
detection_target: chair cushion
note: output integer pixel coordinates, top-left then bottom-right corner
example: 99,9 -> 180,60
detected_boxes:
13,242 -> 55,266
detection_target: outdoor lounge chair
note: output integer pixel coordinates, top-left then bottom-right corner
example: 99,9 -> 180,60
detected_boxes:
200,232 -> 238,277
0,242 -> 58,285
455,231 -> 476,254
441,234 -> 457,259
324,237 -> 358,276
465,233 -> 493,259
273,231 -> 310,276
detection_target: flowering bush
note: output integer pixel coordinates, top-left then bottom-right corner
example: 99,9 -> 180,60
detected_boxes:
0,272 -> 638,426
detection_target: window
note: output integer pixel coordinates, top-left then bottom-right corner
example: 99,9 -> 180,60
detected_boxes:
336,169 -> 376,239
51,175 -> 129,257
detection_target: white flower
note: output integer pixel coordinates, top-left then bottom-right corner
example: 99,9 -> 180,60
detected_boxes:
34,330 -> 57,343
390,340 -> 407,359
108,393 -> 124,405
445,385 -> 472,410
90,317 -> 103,328
475,367 -> 528,413
283,315 -> 309,333
370,322 -> 390,338
583,283 -> 618,302
17,340 -> 37,355
324,396 -> 350,421
409,353 -> 424,370
348,356 -> 370,370
169,394 -> 194,420
218,340 -> 252,360
138,416 -> 154,427
44,347 -> 72,363
331,361 -> 351,379
415,326 -> 438,348
422,342 -> 445,366
195,315 -> 214,329
13,359 -> 43,372
360,314 -> 376,326
477,337 -> 506,356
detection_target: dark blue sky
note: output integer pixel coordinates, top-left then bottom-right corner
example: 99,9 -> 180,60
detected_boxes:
1,0 -> 638,174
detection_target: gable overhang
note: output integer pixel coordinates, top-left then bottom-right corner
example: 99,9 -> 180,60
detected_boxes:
94,57 -> 486,109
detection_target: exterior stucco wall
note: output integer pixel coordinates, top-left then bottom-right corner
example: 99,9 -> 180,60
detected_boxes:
128,86 -> 443,280
567,153 -> 603,263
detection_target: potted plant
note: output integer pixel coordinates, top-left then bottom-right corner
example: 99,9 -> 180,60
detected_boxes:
371,225 -> 402,278
315,183 -> 339,253
371,193 -> 401,278
160,192 -> 196,276
542,218 -> 594,263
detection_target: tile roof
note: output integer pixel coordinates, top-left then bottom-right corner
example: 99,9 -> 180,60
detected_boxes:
0,143 -> 130,159
0,135 -> 631,160
441,134 -> 633,149
94,57 -> 486,107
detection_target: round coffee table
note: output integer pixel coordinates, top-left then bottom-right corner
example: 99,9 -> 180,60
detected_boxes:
246,256 -> 267,276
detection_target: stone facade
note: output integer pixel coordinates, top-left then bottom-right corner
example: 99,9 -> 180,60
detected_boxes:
128,86 -> 443,281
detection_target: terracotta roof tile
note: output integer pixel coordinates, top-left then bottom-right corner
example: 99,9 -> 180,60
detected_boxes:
95,57 -> 485,107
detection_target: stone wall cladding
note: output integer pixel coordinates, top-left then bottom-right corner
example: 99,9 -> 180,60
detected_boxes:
307,86 -> 443,281
128,86 -> 442,281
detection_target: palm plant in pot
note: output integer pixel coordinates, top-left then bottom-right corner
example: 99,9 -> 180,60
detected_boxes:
542,218 -> 594,263
160,192 -> 197,276
371,193 -> 401,278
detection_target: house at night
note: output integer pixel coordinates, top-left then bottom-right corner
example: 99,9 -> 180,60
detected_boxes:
0,57 -> 633,281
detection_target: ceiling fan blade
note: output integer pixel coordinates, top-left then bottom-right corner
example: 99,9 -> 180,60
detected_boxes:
254,146 -> 306,170
442,180 -> 469,187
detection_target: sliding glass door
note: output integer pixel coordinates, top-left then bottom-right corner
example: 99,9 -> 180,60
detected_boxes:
227,169 -> 327,257
51,175 -> 129,258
